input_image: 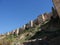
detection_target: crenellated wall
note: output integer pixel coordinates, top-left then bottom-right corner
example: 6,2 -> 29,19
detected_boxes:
5,12 -> 52,36
1,0 -> 60,45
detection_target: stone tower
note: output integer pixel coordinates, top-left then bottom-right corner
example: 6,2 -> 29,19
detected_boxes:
42,14 -> 46,22
15,28 -> 19,36
23,25 -> 26,30
30,20 -> 34,27
52,0 -> 60,17
37,15 -> 43,24
7,32 -> 10,35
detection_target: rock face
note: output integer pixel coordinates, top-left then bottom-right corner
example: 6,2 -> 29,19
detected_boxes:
53,0 -> 60,17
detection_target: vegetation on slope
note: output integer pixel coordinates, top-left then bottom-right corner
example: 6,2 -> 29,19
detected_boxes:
0,17 -> 60,45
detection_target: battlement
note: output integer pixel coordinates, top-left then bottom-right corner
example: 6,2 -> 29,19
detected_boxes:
5,12 -> 52,36
3,0 -> 60,36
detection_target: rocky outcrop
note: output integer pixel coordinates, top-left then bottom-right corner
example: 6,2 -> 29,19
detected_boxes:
52,0 -> 60,17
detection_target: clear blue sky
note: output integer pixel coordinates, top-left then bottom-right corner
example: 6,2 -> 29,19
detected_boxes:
0,0 -> 53,34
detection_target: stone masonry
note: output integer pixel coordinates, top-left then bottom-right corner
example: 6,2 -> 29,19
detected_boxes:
4,0 -> 59,37
52,0 -> 60,17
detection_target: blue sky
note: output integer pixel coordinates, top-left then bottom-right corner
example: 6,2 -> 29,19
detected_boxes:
0,0 -> 53,34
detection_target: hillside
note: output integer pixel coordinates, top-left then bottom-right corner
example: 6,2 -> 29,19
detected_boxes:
0,16 -> 60,45
0,0 -> 60,45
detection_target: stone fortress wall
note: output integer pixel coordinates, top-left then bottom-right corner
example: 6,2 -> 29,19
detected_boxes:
5,12 -> 52,36
5,0 -> 60,36
1,0 -> 60,45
